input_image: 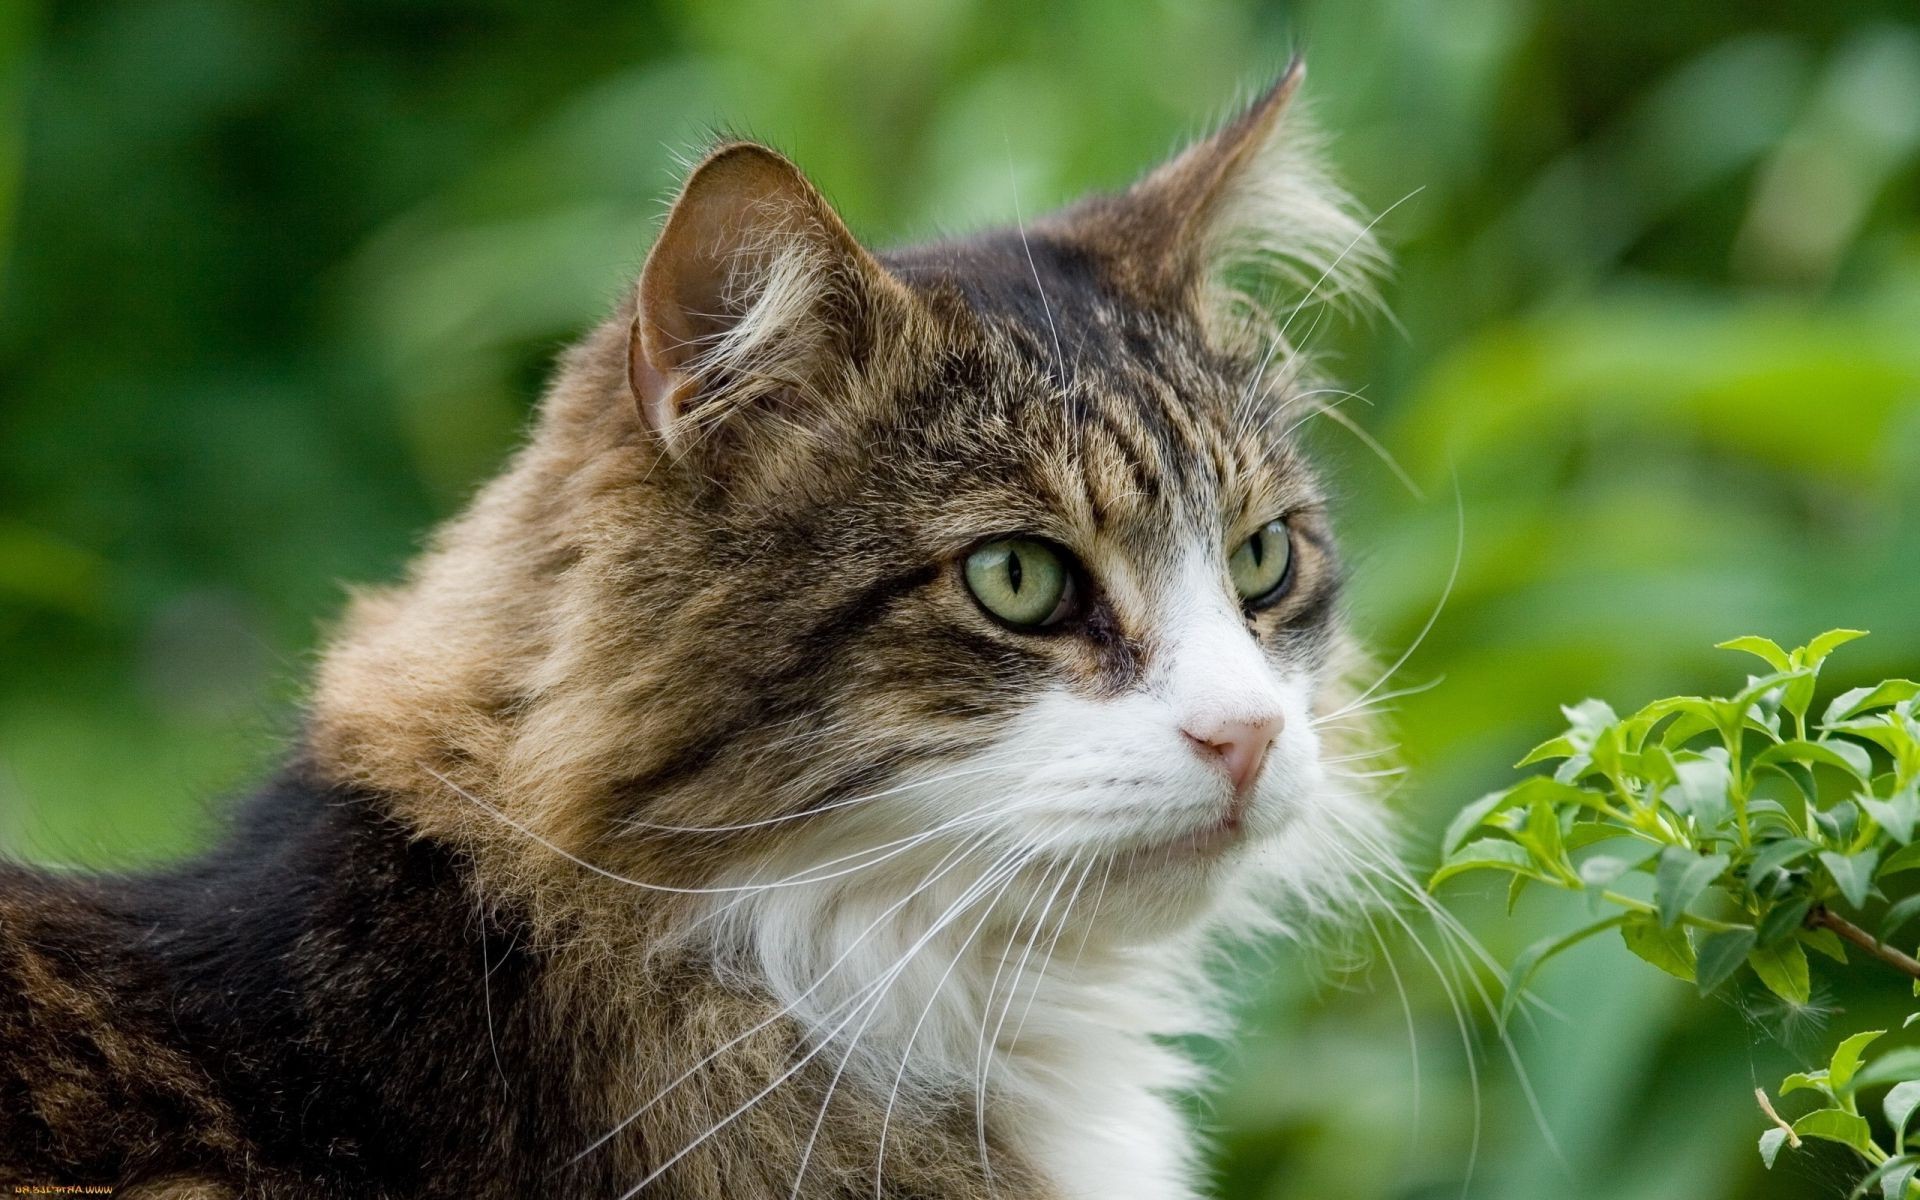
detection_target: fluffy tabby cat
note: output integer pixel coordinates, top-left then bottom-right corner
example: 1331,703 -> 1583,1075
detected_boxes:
0,61 -> 1394,1199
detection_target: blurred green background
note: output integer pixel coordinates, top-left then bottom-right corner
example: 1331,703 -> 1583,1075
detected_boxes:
3,1 -> 1918,1197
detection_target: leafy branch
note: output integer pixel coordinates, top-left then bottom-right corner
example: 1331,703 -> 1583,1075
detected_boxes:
1430,630 -> 1920,1195
1432,629 -> 1920,1006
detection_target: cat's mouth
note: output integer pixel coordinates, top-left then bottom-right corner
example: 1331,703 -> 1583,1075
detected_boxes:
1117,811 -> 1246,868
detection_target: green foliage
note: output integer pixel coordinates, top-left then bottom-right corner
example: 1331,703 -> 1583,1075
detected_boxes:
1436,631 -> 1920,1197
1435,631 -> 1920,1009
1756,1029 -> 1920,1198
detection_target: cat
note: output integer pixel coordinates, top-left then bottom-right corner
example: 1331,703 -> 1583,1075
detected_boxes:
0,59 -> 1392,1200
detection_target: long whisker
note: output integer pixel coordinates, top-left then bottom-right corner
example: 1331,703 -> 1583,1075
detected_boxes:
1312,677 -> 1445,727
620,757 -> 1049,835
1334,850 -> 1484,1195
1328,823 -> 1570,1178
681,786 -> 1069,938
1004,134 -> 1064,392
1313,400 -> 1425,500
1363,908 -> 1421,1161
794,842 -> 1038,1199
871,844 -> 1041,1196
428,763 -> 1057,897
1331,480 -> 1463,719
1006,852 -> 1098,1053
974,852 -> 1080,1185
565,825 -> 1011,1166
613,847 -> 1037,1199
1236,186 -> 1420,426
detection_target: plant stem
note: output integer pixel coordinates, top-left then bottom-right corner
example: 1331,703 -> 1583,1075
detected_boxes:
1808,905 -> 1920,981
1596,890 -> 1744,933
1754,1089 -> 1801,1148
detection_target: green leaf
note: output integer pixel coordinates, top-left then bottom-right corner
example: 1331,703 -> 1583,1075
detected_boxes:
1516,797 -> 1569,874
1794,1107 -> 1875,1155
1803,926 -> 1849,963
1877,1159 -> 1919,1200
1885,896 -> 1920,943
1656,846 -> 1729,929
1719,635 -> 1792,671
1759,1126 -> 1788,1170
1830,717 -> 1920,761
1506,871 -> 1532,914
1441,776 -> 1592,857
1562,698 -> 1620,748
1855,1048 -> 1920,1090
1815,802 -> 1862,846
1886,1080 -> 1920,1139
1826,680 -> 1920,725
1621,913 -> 1696,981
1800,628 -> 1869,668
1884,843 -> 1920,878
1784,672 -> 1819,728
1660,707 -> 1725,748
1667,748 -> 1733,831
1831,1030 -> 1887,1092
1442,787 -> 1518,858
1781,1069 -> 1833,1097
1565,823 -> 1641,852
1697,928 -> 1758,995
1867,789 -> 1920,845
1737,669 -> 1812,713
1579,841 -> 1661,889
1430,837 -> 1544,889
1749,837 -> 1818,882
1822,849 -> 1882,910
1749,940 -> 1812,1006
1517,735 -> 1576,767
1500,915 -> 1627,1024
1754,739 -> 1875,781
1853,1157 -> 1920,1200
1757,896 -> 1813,946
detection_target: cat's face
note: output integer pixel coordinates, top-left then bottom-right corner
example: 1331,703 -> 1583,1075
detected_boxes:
600,68 -> 1381,937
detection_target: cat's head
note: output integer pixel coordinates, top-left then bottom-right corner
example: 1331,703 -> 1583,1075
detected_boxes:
314,63 -> 1387,948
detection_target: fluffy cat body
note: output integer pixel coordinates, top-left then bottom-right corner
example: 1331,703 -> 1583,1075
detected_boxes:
0,62 -> 1386,1199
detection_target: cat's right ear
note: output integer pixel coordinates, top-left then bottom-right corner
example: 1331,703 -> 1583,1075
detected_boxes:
629,143 -> 908,455
1041,59 -> 1379,352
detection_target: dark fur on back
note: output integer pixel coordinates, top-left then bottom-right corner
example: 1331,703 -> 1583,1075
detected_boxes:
0,763 -> 566,1196
2,762 -> 1044,1198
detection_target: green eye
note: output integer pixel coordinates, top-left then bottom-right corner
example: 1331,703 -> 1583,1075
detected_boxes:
1229,520 -> 1294,605
964,538 -> 1073,628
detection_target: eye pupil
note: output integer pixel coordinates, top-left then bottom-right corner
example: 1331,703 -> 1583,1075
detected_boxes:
1230,520 -> 1294,606
964,538 -> 1071,629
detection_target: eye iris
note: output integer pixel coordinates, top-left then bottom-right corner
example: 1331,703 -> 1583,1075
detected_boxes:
1231,520 -> 1293,603
965,539 -> 1067,627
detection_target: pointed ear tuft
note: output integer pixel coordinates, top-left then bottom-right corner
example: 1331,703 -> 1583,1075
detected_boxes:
1045,59 -> 1382,354
629,143 -> 904,451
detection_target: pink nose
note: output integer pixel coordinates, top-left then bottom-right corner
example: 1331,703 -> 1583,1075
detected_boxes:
1183,714 -> 1282,799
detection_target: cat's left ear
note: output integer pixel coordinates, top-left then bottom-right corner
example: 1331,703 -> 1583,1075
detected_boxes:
1043,59 -> 1376,338
629,142 -> 913,456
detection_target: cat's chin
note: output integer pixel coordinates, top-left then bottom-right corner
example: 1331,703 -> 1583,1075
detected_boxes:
1030,825 -> 1257,943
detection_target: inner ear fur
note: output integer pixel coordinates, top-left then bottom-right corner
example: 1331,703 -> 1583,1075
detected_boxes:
629,142 -> 912,451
